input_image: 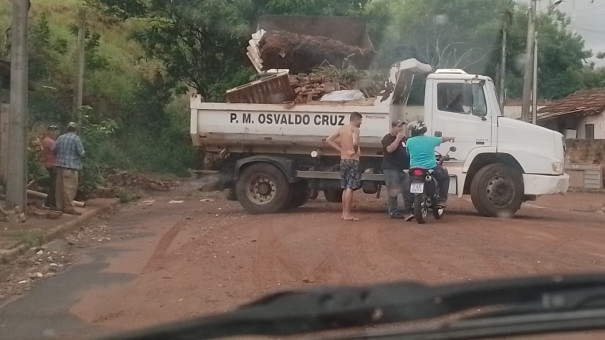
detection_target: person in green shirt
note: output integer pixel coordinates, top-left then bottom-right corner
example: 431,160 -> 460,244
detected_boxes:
406,121 -> 455,206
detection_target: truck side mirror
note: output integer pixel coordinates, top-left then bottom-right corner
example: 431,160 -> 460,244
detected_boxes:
434,131 -> 442,137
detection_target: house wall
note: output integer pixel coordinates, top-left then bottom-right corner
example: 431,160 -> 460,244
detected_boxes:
539,111 -> 605,139
576,110 -> 605,139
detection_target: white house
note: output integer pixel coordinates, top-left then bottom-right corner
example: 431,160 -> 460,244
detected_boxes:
537,88 -> 605,139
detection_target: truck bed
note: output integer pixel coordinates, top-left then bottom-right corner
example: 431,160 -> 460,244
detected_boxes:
190,95 -> 391,156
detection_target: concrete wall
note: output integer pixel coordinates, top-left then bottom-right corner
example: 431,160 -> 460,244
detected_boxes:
565,138 -> 605,165
564,138 -> 605,189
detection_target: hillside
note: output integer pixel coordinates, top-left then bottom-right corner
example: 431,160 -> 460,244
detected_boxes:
1,0 -> 199,189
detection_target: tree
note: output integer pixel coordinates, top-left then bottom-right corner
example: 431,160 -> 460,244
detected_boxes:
87,0 -> 252,100
86,0 -> 368,100
366,0 -> 508,73
532,11 -> 591,99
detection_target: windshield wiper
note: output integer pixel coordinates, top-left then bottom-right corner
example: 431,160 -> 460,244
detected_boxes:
104,273 -> 605,340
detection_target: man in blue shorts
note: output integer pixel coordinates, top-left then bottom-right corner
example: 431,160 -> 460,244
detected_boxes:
326,112 -> 363,221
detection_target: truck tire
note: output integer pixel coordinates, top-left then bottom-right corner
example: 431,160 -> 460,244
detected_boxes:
235,163 -> 290,214
323,189 -> 343,203
285,181 -> 310,210
470,163 -> 523,217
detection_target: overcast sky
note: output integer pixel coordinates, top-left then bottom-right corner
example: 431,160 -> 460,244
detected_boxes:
532,0 -> 605,66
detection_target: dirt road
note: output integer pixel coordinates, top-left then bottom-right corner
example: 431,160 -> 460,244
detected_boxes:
1,181 -> 604,339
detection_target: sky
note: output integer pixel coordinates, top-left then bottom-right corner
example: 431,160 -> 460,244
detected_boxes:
534,0 -> 605,66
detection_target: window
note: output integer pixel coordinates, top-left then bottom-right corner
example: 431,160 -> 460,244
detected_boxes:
585,124 -> 594,140
437,83 -> 469,114
437,82 -> 487,117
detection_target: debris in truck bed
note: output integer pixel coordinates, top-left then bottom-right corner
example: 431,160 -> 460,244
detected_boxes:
288,68 -> 383,103
258,30 -> 373,74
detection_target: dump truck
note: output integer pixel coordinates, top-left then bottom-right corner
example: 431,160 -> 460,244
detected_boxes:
190,17 -> 569,217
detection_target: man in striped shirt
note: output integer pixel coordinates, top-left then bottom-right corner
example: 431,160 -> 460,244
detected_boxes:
53,122 -> 85,215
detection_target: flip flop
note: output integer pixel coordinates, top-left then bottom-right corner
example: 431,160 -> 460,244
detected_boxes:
342,217 -> 360,221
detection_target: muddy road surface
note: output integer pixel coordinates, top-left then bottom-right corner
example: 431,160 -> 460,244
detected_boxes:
1,180 -> 604,339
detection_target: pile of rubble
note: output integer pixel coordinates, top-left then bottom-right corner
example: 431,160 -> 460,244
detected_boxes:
106,171 -> 179,192
288,74 -> 356,103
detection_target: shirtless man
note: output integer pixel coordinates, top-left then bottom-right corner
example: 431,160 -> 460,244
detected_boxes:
326,112 -> 363,221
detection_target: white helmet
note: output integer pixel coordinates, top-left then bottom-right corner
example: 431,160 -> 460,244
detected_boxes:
408,120 -> 427,136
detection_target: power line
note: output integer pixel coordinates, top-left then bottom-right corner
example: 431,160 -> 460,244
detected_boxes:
573,26 -> 605,34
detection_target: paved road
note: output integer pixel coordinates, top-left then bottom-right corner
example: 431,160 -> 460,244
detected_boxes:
0,183 -> 604,339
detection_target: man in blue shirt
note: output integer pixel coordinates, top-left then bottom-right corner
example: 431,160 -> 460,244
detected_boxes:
406,121 -> 455,206
53,122 -> 85,215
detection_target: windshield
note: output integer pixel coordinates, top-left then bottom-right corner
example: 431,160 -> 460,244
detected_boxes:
0,1 -> 604,340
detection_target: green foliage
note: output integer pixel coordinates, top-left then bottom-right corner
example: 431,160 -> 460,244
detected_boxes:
2,1 -> 201,194
27,148 -> 47,183
581,66 -> 605,89
87,0 -> 368,100
115,187 -> 139,203
78,113 -> 118,194
366,0 -> 506,72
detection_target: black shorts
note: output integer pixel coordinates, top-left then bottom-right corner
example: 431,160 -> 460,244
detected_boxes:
340,159 -> 362,190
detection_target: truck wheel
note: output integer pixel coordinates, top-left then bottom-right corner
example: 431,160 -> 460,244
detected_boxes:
235,163 -> 290,214
323,189 -> 343,203
285,181 -> 310,210
470,163 -> 523,217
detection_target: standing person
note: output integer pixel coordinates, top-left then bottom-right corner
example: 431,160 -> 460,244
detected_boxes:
53,122 -> 85,215
40,125 -> 59,209
326,112 -> 363,221
406,121 -> 455,206
382,120 -> 414,221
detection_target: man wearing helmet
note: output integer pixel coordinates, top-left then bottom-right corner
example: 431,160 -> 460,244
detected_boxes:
406,121 -> 455,206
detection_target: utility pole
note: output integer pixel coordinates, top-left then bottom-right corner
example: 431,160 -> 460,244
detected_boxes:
73,6 -> 85,125
521,0 -> 536,123
499,4 -> 511,115
6,0 -> 28,208
532,31 -> 538,125
499,29 -> 507,114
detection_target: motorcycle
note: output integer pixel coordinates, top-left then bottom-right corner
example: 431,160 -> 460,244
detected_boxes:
409,146 -> 456,224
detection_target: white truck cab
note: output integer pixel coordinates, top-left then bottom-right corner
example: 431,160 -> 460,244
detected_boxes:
190,58 -> 569,216
422,70 -> 568,216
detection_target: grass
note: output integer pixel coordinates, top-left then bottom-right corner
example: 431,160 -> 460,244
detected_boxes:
114,188 -> 140,203
6,229 -> 46,248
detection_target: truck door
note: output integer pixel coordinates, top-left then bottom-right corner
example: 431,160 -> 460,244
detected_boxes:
429,81 -> 492,160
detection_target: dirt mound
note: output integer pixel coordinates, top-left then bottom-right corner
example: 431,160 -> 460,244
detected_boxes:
259,30 -> 373,73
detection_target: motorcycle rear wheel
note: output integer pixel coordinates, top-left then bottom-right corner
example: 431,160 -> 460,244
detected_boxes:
414,194 -> 428,224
